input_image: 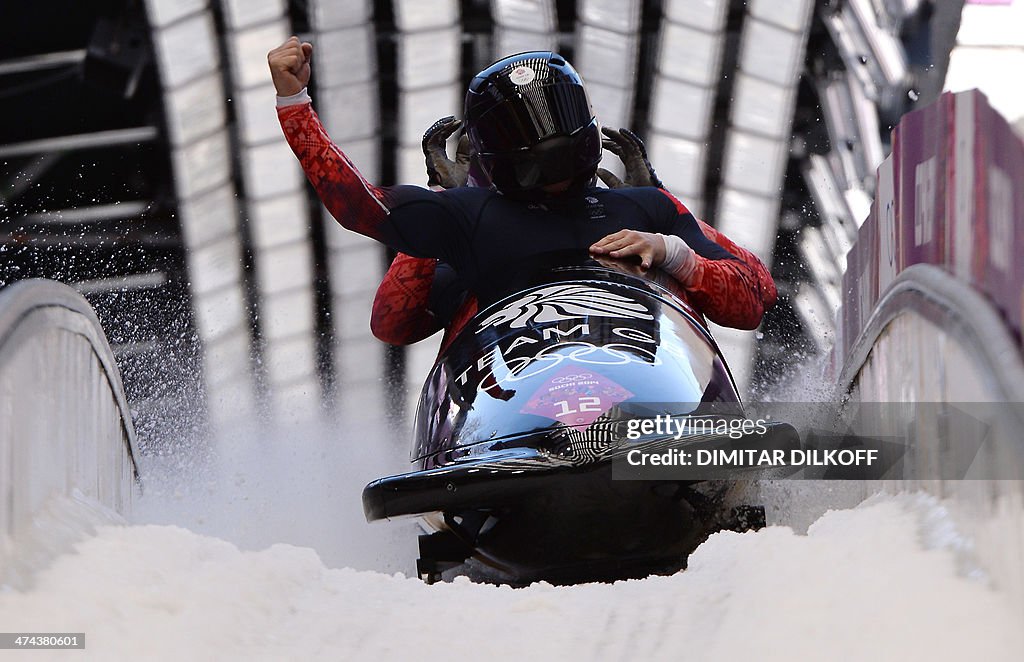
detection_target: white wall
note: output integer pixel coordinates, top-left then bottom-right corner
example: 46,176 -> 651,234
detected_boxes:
0,280 -> 139,585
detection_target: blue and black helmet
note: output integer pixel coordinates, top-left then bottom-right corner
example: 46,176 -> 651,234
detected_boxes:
464,52 -> 602,197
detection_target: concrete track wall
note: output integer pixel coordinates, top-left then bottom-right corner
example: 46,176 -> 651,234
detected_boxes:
0,280 -> 139,582
832,89 -> 1024,612
839,265 -> 1024,613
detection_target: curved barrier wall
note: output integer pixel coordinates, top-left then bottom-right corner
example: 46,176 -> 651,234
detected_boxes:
833,90 -> 1024,612
0,280 -> 140,578
834,89 -> 1023,374
840,265 -> 1024,611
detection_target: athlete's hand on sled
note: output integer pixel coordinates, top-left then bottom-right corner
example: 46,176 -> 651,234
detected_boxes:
589,230 -> 667,270
596,127 -> 664,189
422,116 -> 473,188
590,230 -> 698,284
268,36 -> 313,97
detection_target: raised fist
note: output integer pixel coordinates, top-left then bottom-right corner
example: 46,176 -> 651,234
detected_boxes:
268,36 -> 313,97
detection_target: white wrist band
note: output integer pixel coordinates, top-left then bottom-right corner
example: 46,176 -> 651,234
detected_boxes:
660,234 -> 698,284
276,88 -> 311,107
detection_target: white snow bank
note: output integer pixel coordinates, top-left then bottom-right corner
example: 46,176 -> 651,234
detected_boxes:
0,491 -> 125,590
0,494 -> 1019,662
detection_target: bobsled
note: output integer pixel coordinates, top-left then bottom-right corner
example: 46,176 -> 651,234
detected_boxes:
363,258 -> 799,584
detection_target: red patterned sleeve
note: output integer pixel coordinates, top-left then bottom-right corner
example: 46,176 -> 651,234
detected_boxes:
371,254 -> 443,345
658,190 -> 777,330
685,228 -> 777,329
696,219 -> 778,313
278,101 -> 392,240
372,252 -> 482,355
278,101 -> 466,264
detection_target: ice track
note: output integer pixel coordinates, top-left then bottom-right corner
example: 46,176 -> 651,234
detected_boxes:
0,494 -> 1020,661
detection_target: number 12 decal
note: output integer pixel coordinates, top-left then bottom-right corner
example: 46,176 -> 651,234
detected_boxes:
553,397 -> 603,418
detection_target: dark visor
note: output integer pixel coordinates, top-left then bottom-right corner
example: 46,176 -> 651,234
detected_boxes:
473,81 -> 594,154
480,120 -> 601,191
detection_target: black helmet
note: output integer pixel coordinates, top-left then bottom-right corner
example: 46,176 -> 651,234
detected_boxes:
464,52 -> 602,198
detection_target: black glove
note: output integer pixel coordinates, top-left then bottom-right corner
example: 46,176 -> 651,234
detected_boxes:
596,127 -> 664,189
422,115 -> 472,189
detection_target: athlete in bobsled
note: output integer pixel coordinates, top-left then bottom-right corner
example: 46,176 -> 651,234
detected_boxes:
271,39 -> 796,584
371,118 -> 777,354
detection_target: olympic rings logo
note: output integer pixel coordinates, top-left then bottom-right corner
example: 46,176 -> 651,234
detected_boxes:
500,342 -> 661,384
550,373 -> 595,384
